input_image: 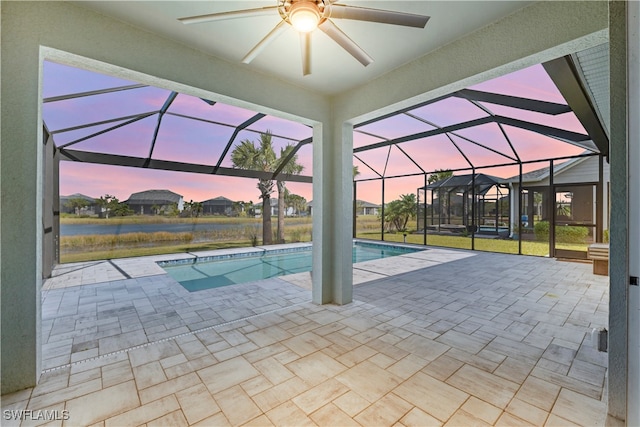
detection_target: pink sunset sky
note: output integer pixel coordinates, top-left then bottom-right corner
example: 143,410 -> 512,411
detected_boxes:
44,61 -> 588,206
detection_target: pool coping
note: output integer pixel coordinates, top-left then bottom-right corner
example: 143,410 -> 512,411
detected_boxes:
44,240 -> 432,291
156,239 -> 426,267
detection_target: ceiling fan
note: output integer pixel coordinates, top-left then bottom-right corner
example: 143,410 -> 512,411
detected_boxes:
179,0 -> 430,76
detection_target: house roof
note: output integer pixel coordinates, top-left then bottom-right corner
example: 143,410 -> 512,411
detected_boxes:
60,193 -> 95,203
422,173 -> 505,196
503,156 -> 589,184
356,200 -> 381,208
126,189 -> 182,203
202,196 -> 234,205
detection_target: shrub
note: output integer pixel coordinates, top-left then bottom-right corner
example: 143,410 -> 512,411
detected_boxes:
533,221 -> 589,243
556,225 -> 589,243
289,229 -> 302,242
534,221 -> 549,241
243,225 -> 260,246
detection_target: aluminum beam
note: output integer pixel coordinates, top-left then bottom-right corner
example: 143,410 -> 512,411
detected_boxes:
213,113 -> 266,174
543,56 -> 610,157
144,92 -> 178,167
271,137 -> 312,179
354,115 -> 592,153
58,149 -> 312,183
453,88 -> 572,115
43,84 -> 147,103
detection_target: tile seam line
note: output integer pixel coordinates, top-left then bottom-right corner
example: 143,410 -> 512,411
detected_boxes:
108,259 -> 133,279
41,300 -> 309,374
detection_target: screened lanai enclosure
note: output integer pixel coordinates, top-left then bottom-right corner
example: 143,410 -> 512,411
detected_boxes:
353,46 -> 610,260
41,60 -> 314,272
43,44 -> 610,269
417,173 -> 511,237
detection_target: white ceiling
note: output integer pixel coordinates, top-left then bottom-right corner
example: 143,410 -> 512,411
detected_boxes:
72,1 -> 533,95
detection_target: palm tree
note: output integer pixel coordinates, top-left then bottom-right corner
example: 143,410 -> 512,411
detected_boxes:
275,145 -> 304,243
231,132 -> 277,245
383,193 -> 417,232
428,169 -> 453,220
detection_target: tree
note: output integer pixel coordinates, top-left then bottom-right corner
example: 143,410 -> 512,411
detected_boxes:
65,197 -> 90,216
232,201 -> 246,217
96,194 -> 133,218
111,202 -> 134,217
353,165 -> 360,179
427,169 -> 453,184
275,145 -> 304,243
167,202 -> 180,217
534,191 -> 543,220
382,193 -> 417,232
231,132 -> 277,245
96,194 -> 120,219
183,200 -> 203,218
428,169 -> 453,219
284,190 -> 307,216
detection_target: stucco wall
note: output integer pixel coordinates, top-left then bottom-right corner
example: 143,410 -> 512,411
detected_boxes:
0,0 -> 618,401
0,0 -> 328,394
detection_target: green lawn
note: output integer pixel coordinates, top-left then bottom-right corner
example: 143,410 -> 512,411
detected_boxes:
356,214 -> 591,257
60,214 -> 589,263
358,232 -> 552,257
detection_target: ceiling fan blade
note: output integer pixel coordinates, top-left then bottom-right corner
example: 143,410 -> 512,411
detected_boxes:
328,4 -> 429,28
242,20 -> 288,64
179,6 -> 278,25
300,33 -> 312,76
319,20 -> 373,66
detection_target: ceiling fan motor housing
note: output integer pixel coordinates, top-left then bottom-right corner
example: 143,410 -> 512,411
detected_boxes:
181,0 -> 429,75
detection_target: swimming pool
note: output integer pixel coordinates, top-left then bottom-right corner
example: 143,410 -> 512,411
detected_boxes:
160,242 -> 419,292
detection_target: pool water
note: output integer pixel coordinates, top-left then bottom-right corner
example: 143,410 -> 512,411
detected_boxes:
162,243 -> 419,292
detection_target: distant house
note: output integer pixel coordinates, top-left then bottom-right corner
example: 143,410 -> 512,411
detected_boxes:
505,155 -> 610,239
60,193 -> 98,215
202,196 -> 234,215
307,199 -> 380,216
355,200 -> 381,216
270,198 -> 279,216
253,198 -> 277,217
125,189 -> 183,215
261,196 -> 296,216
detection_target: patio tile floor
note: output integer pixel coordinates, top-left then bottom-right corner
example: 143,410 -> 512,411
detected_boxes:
2,246 -> 614,426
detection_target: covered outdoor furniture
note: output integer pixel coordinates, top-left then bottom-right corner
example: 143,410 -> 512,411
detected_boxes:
587,243 -> 609,276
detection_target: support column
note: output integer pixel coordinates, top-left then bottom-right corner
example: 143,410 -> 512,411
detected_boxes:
353,181 -> 357,238
609,0 -> 631,422
381,178 -> 385,241
42,131 -> 56,279
0,3 -> 43,391
311,121 -> 353,305
596,155 -> 604,243
54,147 -> 61,265
625,1 -> 640,425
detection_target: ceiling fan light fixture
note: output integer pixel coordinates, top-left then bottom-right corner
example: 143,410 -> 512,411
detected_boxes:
289,2 -> 320,33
